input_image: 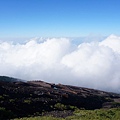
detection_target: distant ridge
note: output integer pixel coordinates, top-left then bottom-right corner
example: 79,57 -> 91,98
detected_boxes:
0,76 -> 22,82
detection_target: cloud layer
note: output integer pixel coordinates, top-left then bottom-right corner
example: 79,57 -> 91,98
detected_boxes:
0,35 -> 120,93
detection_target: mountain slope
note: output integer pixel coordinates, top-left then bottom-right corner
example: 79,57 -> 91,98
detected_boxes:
0,76 -> 21,82
0,76 -> 120,119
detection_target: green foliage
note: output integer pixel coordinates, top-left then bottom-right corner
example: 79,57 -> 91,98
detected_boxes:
54,103 -> 78,111
105,97 -> 113,102
72,108 -> 120,120
23,99 -> 31,104
9,99 -> 16,102
54,103 -> 67,110
112,102 -> 120,107
15,108 -> 120,120
15,116 -> 63,120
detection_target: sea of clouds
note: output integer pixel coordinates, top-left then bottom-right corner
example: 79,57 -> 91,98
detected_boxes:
0,34 -> 120,93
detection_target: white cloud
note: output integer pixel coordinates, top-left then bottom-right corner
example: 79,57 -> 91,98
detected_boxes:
0,35 -> 120,93
100,34 -> 120,53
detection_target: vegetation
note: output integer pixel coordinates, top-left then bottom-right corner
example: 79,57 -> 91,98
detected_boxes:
0,77 -> 120,119
14,108 -> 120,120
0,107 -> 14,119
54,103 -> 78,111
23,99 -> 31,104
15,116 -> 62,120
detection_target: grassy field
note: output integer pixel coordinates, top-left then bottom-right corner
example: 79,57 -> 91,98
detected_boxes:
14,108 -> 120,120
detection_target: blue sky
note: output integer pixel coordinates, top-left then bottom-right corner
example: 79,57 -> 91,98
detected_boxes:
0,0 -> 120,38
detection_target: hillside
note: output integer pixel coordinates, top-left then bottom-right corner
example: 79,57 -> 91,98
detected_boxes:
0,76 -> 20,82
0,76 -> 120,119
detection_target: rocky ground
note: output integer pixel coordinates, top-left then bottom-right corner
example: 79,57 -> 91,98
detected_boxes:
0,76 -> 120,119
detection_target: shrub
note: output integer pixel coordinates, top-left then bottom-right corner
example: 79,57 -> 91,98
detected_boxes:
0,95 -> 4,99
0,107 -> 14,119
23,99 -> 31,104
54,103 -> 67,110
